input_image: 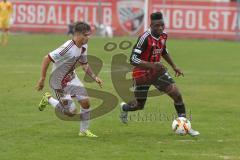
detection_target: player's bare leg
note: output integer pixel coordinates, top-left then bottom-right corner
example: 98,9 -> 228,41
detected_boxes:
120,84 -> 149,124
2,28 -> 9,46
120,98 -> 147,124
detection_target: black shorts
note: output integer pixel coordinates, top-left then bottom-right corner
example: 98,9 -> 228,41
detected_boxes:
133,71 -> 175,100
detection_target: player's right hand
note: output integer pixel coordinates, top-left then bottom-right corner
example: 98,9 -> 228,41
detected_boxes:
95,76 -> 103,88
36,78 -> 45,91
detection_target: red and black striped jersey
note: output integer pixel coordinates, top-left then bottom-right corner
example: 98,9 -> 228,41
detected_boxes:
130,29 -> 169,78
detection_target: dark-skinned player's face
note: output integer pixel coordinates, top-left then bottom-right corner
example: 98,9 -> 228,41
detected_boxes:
150,20 -> 165,37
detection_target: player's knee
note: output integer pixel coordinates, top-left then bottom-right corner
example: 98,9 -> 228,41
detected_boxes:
60,99 -> 69,106
59,98 -> 76,115
168,85 -> 183,103
69,103 -> 77,114
64,109 -> 75,117
56,105 -> 75,117
165,84 -> 175,94
79,98 -> 90,109
69,108 -> 77,114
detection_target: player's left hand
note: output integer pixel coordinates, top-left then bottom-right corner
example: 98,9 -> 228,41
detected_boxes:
173,67 -> 184,77
95,77 -> 103,88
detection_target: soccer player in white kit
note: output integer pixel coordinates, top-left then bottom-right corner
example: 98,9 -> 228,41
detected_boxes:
36,22 -> 103,137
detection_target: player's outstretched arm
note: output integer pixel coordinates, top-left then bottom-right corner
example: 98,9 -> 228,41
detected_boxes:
36,55 -> 52,91
80,63 -> 103,88
162,53 -> 184,77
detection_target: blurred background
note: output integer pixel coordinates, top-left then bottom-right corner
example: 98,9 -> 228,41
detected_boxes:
1,1 -> 240,159
10,0 -> 240,40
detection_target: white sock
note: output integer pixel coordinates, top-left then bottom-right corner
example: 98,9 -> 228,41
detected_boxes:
80,108 -> 90,132
48,97 -> 59,108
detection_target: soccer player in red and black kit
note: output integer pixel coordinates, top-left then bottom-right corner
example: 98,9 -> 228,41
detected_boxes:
120,12 -> 199,136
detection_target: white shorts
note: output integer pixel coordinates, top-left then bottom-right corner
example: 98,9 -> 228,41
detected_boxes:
64,76 -> 88,101
52,76 -> 88,105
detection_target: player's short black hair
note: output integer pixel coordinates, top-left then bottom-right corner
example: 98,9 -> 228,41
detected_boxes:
74,22 -> 91,34
150,12 -> 163,21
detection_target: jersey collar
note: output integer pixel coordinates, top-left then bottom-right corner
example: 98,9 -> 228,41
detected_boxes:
148,28 -> 161,40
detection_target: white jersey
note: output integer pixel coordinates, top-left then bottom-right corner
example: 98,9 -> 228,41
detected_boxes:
48,40 -> 88,89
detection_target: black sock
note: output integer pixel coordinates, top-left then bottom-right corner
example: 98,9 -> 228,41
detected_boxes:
174,103 -> 186,117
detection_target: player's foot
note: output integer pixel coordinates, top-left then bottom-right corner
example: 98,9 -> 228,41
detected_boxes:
119,102 -> 128,124
188,128 -> 200,136
38,92 -> 51,111
79,130 -> 98,138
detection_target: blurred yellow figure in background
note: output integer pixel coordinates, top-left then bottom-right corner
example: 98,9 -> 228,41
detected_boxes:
0,0 -> 13,46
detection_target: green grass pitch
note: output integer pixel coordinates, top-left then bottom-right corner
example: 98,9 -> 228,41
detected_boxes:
0,34 -> 240,160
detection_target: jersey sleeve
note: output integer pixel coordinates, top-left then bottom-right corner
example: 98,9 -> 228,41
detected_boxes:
78,44 -> 88,64
48,41 -> 73,63
161,32 -> 169,55
48,47 -> 65,63
130,32 -> 149,64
